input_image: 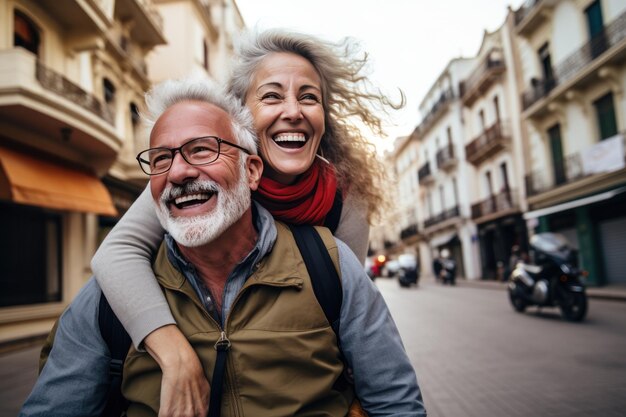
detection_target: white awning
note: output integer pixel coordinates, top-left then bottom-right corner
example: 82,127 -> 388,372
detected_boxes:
429,231 -> 457,248
523,186 -> 626,220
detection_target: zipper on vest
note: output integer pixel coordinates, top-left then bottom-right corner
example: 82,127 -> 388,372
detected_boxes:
214,331 -> 231,351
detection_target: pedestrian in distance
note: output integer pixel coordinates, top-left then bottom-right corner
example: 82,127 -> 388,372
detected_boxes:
89,29 -> 410,416
21,80 -> 425,417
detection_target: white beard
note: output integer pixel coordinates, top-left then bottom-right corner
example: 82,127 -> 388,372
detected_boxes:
154,163 -> 251,247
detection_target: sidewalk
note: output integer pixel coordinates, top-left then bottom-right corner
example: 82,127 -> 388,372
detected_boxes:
454,277 -> 626,302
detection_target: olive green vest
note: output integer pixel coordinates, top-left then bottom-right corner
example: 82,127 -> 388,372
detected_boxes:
122,222 -> 355,417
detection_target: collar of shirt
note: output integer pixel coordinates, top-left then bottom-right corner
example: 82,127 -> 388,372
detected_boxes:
164,201 -> 277,325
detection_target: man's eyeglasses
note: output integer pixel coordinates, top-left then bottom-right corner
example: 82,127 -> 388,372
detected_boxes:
136,136 -> 251,176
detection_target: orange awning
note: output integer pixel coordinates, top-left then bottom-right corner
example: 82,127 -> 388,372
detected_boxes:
0,146 -> 117,216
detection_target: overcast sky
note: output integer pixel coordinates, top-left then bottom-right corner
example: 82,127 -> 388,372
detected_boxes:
235,0 -> 525,151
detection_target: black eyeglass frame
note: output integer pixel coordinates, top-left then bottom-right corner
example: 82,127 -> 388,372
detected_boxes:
136,136 -> 252,176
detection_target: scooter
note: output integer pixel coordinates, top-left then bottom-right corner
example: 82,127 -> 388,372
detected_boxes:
439,258 -> 456,285
508,233 -> 587,322
397,254 -> 419,287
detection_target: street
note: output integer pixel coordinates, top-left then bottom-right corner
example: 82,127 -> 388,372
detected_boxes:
2,278 -> 626,417
380,278 -> 626,417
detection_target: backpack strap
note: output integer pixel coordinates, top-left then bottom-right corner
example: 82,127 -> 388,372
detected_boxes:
98,292 -> 131,417
289,225 -> 342,335
323,189 -> 343,235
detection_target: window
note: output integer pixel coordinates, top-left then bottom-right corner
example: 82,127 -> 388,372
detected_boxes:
585,1 -> 606,58
452,177 -> 458,206
14,10 -> 40,56
446,127 -> 453,146
130,102 -> 140,127
493,95 -> 501,122
485,171 -> 494,196
103,78 -> 116,104
203,39 -> 210,72
593,92 -> 618,140
479,109 -> 486,131
547,124 -> 566,185
538,43 -> 554,90
585,0 -> 604,39
0,202 -> 62,307
439,185 -> 445,212
500,162 -> 510,191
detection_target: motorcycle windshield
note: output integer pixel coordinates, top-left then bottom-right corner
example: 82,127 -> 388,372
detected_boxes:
530,233 -> 573,261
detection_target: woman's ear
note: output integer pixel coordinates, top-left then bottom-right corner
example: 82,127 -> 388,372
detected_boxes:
246,155 -> 264,191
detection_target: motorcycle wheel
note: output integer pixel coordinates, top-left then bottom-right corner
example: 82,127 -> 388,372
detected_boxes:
508,286 -> 526,313
560,292 -> 587,322
399,279 -> 409,288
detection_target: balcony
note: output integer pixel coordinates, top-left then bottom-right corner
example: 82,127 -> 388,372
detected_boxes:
459,49 -> 506,106
415,88 -> 455,137
525,133 -> 626,201
465,120 -> 510,166
106,32 -> 149,80
400,223 -> 419,240
436,144 -> 457,171
471,189 -> 520,221
418,162 -> 434,185
521,10 -> 626,115
424,206 -> 460,229
514,0 -> 557,37
0,49 -> 121,172
37,0 -> 111,33
115,0 -> 166,46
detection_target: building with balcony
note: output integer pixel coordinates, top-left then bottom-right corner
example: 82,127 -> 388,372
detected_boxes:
0,0 -> 165,345
147,0 -> 245,84
514,0 -> 626,286
412,58 -> 483,280
459,16 -> 530,280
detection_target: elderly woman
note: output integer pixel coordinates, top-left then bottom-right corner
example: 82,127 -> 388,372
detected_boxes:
92,29 -> 409,415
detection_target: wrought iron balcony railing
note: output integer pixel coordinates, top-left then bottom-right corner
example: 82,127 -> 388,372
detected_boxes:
400,223 -> 419,240
459,49 -> 506,105
514,0 -> 544,26
423,205 -> 460,229
471,189 -> 519,219
415,88 -> 455,137
521,10 -> 626,111
418,162 -> 433,184
436,144 -> 457,170
465,120 -> 510,166
35,62 -> 113,125
525,133 -> 626,197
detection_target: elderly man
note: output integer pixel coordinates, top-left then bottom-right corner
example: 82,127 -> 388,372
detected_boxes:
20,79 -> 425,417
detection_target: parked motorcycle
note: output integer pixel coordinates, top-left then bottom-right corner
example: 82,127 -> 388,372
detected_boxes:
508,233 -> 587,322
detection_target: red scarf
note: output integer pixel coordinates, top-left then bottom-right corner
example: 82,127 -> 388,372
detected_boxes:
254,159 -> 338,226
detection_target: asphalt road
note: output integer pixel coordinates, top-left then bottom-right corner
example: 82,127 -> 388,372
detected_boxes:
379,277 -> 626,417
2,278 -> 626,417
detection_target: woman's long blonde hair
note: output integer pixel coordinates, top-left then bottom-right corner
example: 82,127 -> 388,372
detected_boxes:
228,29 -> 404,222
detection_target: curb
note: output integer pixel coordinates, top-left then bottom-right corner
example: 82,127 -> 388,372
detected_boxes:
455,278 -> 626,302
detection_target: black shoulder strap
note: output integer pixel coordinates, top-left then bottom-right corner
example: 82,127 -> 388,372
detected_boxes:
323,189 -> 343,234
98,292 -> 131,417
289,225 -> 342,335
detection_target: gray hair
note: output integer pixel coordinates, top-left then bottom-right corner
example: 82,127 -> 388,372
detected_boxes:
143,78 -> 258,154
227,29 -> 402,222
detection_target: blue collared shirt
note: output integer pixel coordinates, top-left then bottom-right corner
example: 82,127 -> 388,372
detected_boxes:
20,203 -> 426,416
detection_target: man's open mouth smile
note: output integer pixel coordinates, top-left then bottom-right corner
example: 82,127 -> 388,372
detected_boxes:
171,192 -> 215,209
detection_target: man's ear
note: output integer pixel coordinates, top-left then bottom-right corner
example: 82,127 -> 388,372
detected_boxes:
246,155 -> 263,191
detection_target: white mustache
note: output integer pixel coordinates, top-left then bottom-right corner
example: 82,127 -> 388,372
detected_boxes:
160,180 -> 220,203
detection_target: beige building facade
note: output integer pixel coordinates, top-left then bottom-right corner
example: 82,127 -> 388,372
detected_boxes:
0,0 -> 244,345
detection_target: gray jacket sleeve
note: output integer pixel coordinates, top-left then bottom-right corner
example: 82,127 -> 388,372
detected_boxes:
334,193 -> 369,265
91,186 -> 175,348
336,240 -> 426,416
19,279 -> 111,417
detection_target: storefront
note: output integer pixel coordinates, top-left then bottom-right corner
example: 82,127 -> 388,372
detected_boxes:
525,186 -> 626,286
477,214 -> 527,280
0,145 -> 116,343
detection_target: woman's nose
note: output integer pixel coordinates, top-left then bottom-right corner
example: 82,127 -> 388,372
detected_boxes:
281,98 -> 303,121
